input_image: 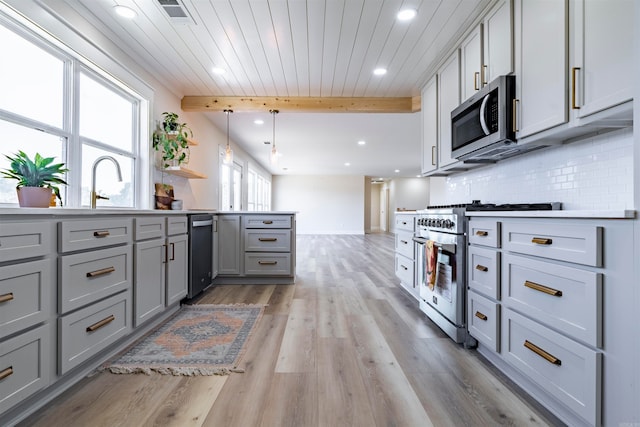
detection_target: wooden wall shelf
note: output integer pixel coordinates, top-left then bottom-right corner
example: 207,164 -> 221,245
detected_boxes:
161,166 -> 207,179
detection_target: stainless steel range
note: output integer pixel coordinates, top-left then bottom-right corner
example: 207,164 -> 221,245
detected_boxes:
413,201 -> 561,345
413,205 -> 471,345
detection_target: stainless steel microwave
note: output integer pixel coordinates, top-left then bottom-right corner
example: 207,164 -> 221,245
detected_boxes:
451,75 -> 518,162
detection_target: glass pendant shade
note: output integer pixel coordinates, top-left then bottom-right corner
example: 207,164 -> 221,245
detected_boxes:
269,109 -> 279,165
223,109 -> 233,164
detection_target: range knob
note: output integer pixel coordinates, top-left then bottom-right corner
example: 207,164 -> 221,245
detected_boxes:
443,219 -> 454,229
435,219 -> 443,228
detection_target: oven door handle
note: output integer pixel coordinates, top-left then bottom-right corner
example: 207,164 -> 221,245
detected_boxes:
412,236 -> 428,244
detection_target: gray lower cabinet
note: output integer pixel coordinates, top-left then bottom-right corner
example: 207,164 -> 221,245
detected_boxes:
217,215 -> 241,275
134,216 -> 188,326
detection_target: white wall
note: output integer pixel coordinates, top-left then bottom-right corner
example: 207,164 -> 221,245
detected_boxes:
430,127 -> 634,210
389,178 -> 430,212
370,183 -> 382,232
272,175 -> 365,234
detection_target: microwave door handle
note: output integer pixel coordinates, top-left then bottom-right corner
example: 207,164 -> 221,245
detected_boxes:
479,93 -> 491,135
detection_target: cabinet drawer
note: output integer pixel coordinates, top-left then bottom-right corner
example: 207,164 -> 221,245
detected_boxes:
166,215 -> 187,236
0,221 -> 52,262
468,219 -> 501,247
244,253 -> 292,275
0,324 -> 51,414
0,259 -> 53,337
134,217 -> 165,241
468,246 -> 500,300
59,218 -> 132,253
395,230 -> 414,259
395,215 -> 415,232
503,253 -> 602,347
502,222 -> 602,267
59,291 -> 130,375
468,291 -> 500,352
59,245 -> 132,313
244,229 -> 291,252
503,309 -> 600,425
243,215 -> 292,229
394,254 -> 414,286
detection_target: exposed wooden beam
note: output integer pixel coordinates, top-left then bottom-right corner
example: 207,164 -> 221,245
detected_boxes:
181,96 -> 421,113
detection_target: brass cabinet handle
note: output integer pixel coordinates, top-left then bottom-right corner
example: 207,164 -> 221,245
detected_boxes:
431,146 -> 436,166
0,367 -> 13,381
571,67 -> 581,109
262,220 -> 273,224
86,314 -> 115,332
482,64 -> 488,86
474,71 -> 480,91
258,260 -> 277,265
524,280 -> 563,297
475,311 -> 488,321
86,266 -> 115,278
513,99 -> 519,133
524,340 -> 561,365
93,230 -> 110,237
531,237 -> 552,245
475,230 -> 488,236
258,237 -> 278,242
0,292 -> 14,303
475,264 -> 488,272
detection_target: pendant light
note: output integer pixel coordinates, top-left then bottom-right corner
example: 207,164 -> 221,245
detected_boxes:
223,109 -> 233,164
269,109 -> 279,165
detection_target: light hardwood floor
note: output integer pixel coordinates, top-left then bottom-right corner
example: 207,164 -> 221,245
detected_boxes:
20,234 -> 562,427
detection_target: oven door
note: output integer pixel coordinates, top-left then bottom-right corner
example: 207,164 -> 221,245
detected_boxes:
415,230 -> 465,327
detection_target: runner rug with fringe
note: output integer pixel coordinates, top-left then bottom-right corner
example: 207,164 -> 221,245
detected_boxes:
103,304 -> 264,376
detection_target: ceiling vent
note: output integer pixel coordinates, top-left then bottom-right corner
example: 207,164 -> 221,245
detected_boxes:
157,0 -> 196,25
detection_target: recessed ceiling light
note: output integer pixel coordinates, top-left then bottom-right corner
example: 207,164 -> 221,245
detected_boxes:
394,169 -> 400,173
373,68 -> 387,76
357,140 -> 366,146
114,5 -> 137,19
397,8 -> 417,21
254,119 -> 264,125
212,67 -> 226,75
416,175 -> 421,178
345,162 -> 351,166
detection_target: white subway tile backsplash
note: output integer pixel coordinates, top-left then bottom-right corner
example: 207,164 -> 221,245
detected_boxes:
433,128 -> 633,210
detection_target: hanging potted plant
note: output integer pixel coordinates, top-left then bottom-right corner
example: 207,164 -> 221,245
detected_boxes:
1,151 -> 69,207
153,111 -> 192,169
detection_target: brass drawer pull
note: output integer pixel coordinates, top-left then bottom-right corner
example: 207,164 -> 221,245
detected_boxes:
571,67 -> 581,109
0,292 -> 14,303
475,264 -> 488,272
524,340 -> 561,366
262,220 -> 273,224
475,311 -> 488,321
258,237 -> 278,242
93,230 -> 110,237
258,260 -> 277,265
524,280 -> 562,297
475,230 -> 488,236
86,314 -> 115,332
86,266 -> 115,278
531,237 -> 552,245
0,367 -> 13,381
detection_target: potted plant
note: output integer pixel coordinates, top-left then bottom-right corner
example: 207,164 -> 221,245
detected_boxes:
1,151 -> 69,207
153,111 -> 192,169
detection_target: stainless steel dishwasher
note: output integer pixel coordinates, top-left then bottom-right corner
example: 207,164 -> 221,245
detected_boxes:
187,214 -> 213,299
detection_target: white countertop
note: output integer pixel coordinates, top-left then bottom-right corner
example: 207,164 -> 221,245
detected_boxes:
466,209 -> 635,219
0,207 -> 216,216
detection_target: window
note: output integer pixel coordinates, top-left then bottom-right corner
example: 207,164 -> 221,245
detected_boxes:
0,13 -> 142,207
247,168 -> 271,211
220,158 -> 242,211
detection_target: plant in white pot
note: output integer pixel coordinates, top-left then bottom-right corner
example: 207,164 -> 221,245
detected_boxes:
1,151 -> 69,207
152,111 -> 192,169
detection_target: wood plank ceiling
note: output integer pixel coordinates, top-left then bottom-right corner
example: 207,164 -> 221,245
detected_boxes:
42,0 -> 491,177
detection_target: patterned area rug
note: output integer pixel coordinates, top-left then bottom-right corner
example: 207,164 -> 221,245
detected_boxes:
103,304 -> 264,376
